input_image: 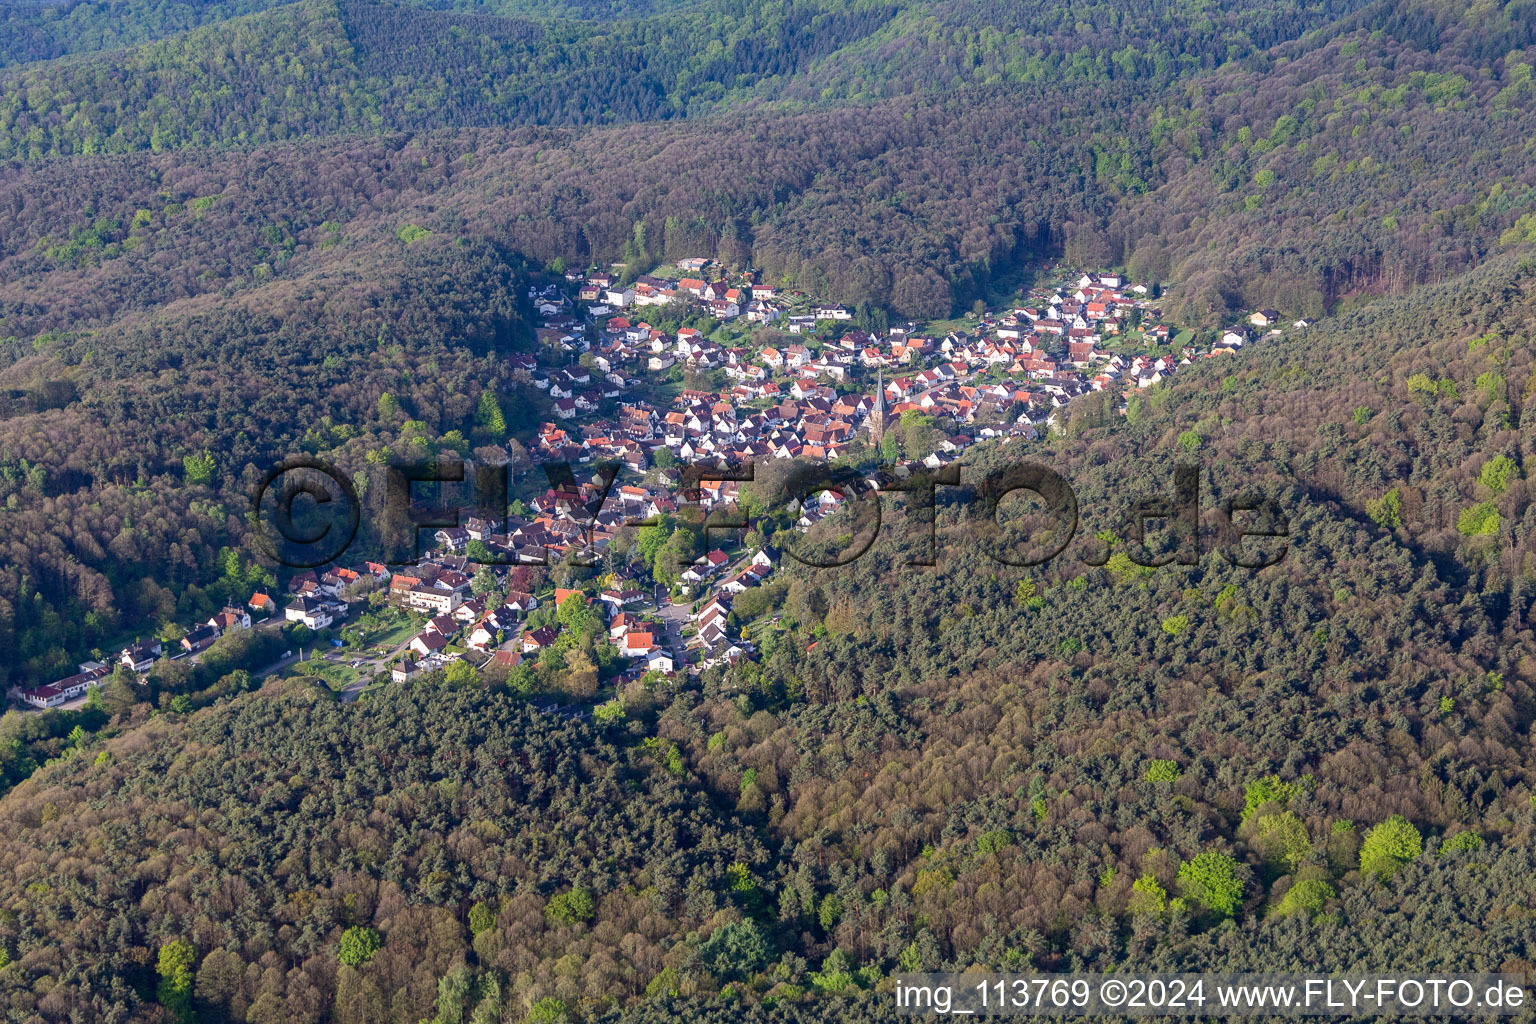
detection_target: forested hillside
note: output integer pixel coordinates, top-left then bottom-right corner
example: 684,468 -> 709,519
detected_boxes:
5,0 -> 1530,314
1,0 -> 1536,1019
5,253 -> 1536,1020
0,0 -> 1399,156
0,0 -> 1531,688
0,0 -> 1534,725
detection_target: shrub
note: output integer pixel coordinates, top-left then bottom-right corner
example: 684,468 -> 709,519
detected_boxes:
810,949 -> 856,993
818,894 -> 843,930
645,967 -> 681,999
156,940 -> 196,1024
1475,370 -> 1507,405
182,450 -> 216,485
912,866 -> 955,897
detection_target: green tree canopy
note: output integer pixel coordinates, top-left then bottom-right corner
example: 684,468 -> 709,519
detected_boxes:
338,926 -> 381,966
1359,815 -> 1422,878
1176,851 -> 1244,916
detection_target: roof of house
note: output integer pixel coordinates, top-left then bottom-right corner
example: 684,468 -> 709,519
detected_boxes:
412,631 -> 450,651
486,649 -> 522,670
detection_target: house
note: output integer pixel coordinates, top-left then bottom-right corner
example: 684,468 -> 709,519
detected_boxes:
483,649 -> 522,673
719,571 -> 761,595
646,650 -> 674,673
287,570 -> 319,594
21,665 -> 110,708
1249,309 -> 1280,327
697,614 -> 730,645
434,527 -> 470,551
119,640 -> 163,673
248,593 -> 276,614
695,594 -> 731,621
451,598 -> 485,626
181,623 -> 220,654
406,586 -> 463,615
621,632 -> 656,657
209,606 -> 251,632
464,517 -> 501,541
285,597 -> 333,631
409,632 -> 451,658
21,684 -> 69,709
466,620 -> 500,651
522,626 -> 559,653
599,588 -> 644,611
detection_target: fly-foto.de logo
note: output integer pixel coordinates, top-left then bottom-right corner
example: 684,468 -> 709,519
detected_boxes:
250,456 -> 1291,571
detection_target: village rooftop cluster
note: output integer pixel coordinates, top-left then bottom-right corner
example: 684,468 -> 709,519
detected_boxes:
12,258 -> 1305,710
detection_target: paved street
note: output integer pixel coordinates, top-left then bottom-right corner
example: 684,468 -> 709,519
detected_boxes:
654,585 -> 689,666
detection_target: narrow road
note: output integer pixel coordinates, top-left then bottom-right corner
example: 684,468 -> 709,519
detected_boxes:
654,585 -> 690,667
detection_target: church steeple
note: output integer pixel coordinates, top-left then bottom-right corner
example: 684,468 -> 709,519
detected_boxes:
870,369 -> 887,445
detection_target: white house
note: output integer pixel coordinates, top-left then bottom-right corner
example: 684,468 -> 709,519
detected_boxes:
119,640 -> 163,673
409,632 -> 451,658
285,597 -> 333,630
621,632 -> 656,657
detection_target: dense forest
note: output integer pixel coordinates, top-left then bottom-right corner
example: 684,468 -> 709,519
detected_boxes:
2,0 -> 1529,318
1,0 -> 1536,1019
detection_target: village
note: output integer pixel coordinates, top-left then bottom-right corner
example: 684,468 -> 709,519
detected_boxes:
9,259 -> 1307,714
